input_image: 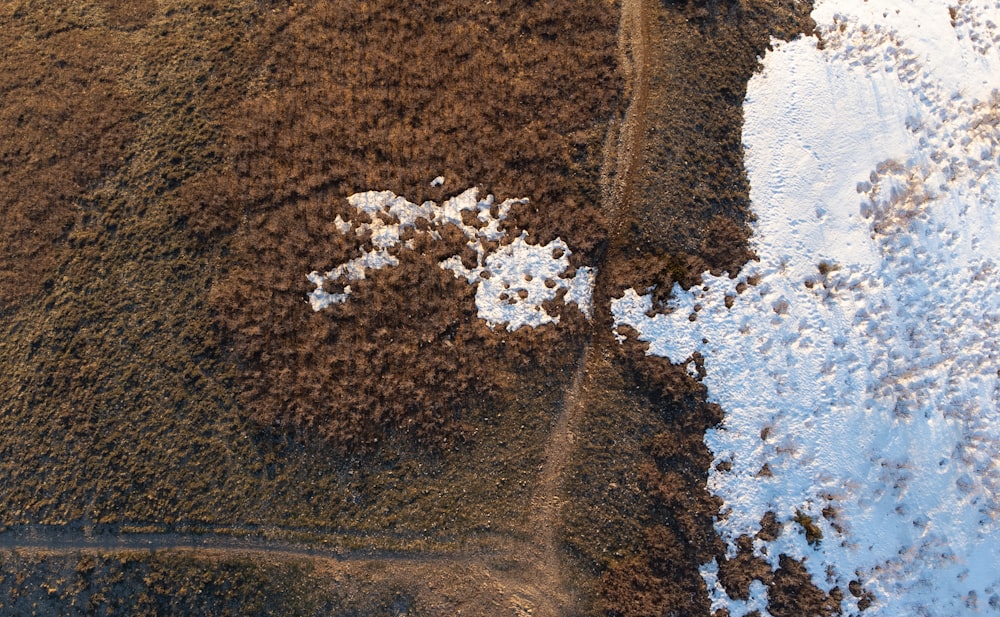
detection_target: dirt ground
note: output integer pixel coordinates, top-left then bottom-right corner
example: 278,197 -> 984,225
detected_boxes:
1,0 -> 838,615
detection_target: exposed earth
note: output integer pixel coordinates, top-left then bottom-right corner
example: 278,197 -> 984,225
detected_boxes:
1,0 -> 832,615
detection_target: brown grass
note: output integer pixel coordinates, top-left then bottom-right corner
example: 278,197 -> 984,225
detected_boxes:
0,1 -> 844,615
201,0 -> 621,451
614,0 -> 815,273
0,0 -> 605,550
0,550 -> 405,616
595,342 -> 724,617
0,12 -> 135,308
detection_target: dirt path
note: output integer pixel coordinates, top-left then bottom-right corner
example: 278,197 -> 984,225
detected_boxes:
517,350 -> 588,613
0,536 -> 559,617
0,524 -> 572,617
510,0 -> 653,607
602,0 -> 652,244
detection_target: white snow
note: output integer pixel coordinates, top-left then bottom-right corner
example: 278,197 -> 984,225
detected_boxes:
474,235 -> 594,330
612,1 -> 1000,614
307,188 -> 594,331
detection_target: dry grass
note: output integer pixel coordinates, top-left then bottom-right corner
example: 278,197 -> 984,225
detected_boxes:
614,0 -> 815,271
0,550 -> 407,616
0,7 -> 135,307
0,1 -> 842,615
200,0 -> 620,451
569,1 -> 825,615
0,0 -> 609,552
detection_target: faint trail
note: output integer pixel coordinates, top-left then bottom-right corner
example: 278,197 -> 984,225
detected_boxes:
528,358 -> 586,554
514,350 -> 589,614
0,525 -> 454,560
602,0 -> 651,245
0,525 -> 572,617
0,535 -> 561,617
513,0 -> 653,608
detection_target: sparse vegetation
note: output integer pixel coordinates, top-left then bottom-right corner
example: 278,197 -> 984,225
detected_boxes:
0,3 -> 136,307
794,509 -> 824,547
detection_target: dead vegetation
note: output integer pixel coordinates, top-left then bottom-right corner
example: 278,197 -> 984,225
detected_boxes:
0,550 -> 412,616
594,343 -> 724,617
201,0 -> 620,451
0,0 -> 614,588
0,0 -> 846,614
610,0 -> 815,275
584,1 -> 829,615
708,532 -> 842,617
0,10 -> 135,308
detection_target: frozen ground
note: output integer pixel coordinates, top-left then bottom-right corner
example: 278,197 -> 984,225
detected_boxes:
613,0 -> 1000,614
307,187 -> 593,331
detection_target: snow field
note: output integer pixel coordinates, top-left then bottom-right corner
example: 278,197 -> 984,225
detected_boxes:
613,1 -> 1000,614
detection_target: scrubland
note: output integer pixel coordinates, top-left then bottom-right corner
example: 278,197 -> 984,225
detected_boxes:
0,0 -> 828,615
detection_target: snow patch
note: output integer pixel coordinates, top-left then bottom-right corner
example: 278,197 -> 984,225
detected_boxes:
613,1 -> 1000,615
307,188 -> 594,331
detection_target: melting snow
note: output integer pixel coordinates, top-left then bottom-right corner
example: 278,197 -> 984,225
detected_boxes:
613,0 -> 1000,614
307,188 -> 594,331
